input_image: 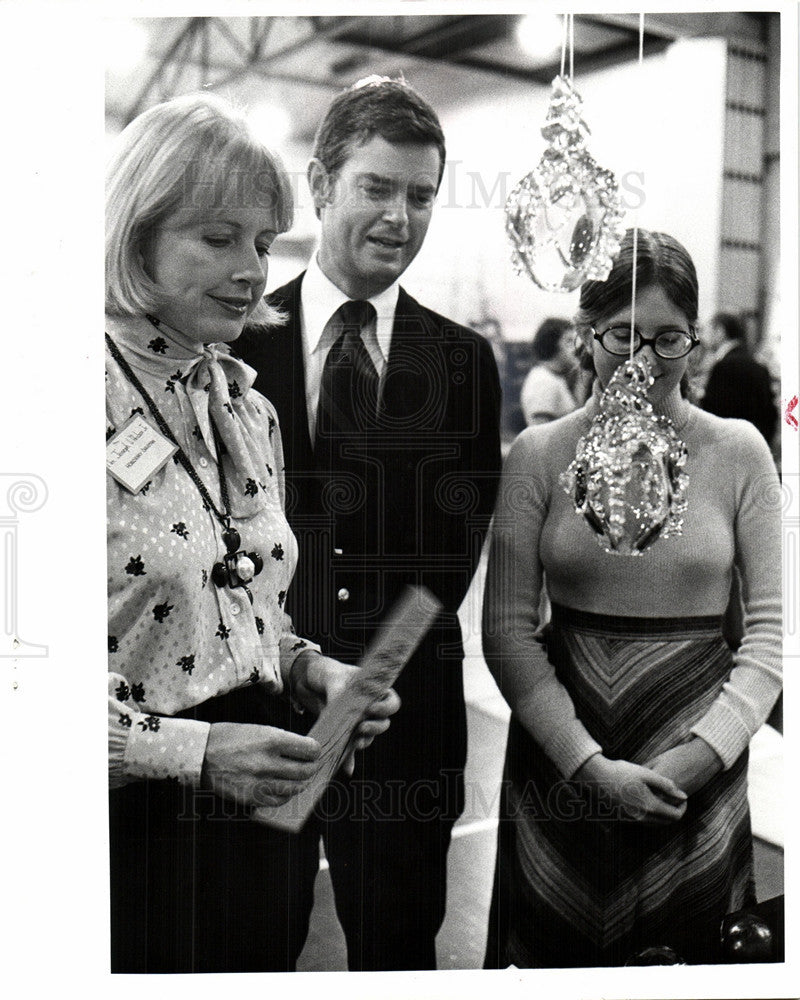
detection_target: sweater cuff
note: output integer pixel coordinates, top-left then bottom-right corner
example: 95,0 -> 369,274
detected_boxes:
123,714 -> 211,786
690,702 -> 751,770
543,723 -> 603,780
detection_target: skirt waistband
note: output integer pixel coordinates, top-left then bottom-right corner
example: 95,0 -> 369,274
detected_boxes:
549,601 -> 724,639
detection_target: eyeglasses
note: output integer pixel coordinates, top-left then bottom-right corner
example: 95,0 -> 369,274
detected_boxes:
592,325 -> 698,360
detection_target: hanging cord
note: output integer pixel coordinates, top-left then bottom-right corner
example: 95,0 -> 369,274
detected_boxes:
629,13 -> 645,360
569,12 -> 575,79
559,13 -> 575,80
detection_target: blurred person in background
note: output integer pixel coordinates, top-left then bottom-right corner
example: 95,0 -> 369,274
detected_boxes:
700,311 -> 778,446
520,317 -> 579,425
106,94 -> 398,973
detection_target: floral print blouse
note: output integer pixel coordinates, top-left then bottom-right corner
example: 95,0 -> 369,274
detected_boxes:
106,317 -> 318,789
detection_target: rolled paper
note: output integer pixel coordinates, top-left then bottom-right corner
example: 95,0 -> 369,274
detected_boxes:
506,75 -> 626,292
560,356 -> 689,555
252,585 -> 443,832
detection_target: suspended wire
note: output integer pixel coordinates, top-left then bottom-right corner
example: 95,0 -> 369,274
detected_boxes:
629,12 -> 645,359
570,13 -> 575,79
559,13 -> 575,80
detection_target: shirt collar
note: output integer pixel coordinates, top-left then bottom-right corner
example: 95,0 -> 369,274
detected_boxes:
301,253 -> 399,362
105,313 -> 257,396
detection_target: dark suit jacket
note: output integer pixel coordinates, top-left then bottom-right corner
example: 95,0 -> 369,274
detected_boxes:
236,274 -> 502,781
701,343 -> 778,445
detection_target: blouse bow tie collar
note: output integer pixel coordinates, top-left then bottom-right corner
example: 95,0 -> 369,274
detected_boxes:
108,317 -> 268,519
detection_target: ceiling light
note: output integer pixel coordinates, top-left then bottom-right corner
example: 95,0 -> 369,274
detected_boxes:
516,12 -> 564,61
247,104 -> 292,148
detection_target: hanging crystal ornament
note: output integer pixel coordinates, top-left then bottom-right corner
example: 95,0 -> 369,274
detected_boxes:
505,75 -> 626,292
559,356 -> 689,555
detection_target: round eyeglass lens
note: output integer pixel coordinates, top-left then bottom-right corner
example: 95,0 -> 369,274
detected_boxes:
653,331 -> 694,358
600,327 -> 637,354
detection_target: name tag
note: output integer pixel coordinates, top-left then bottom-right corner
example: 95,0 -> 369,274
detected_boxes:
106,414 -> 178,494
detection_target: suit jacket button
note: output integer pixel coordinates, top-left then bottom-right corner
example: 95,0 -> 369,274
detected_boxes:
337,588 -> 350,602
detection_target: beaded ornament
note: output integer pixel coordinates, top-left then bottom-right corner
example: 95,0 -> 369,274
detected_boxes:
505,75 -> 626,292
559,356 -> 689,555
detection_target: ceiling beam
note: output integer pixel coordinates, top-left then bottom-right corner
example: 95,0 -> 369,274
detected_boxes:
211,14 -> 369,91
125,19 -> 201,124
351,13 -> 515,60
432,33 -> 670,88
584,11 -> 768,43
123,15 -> 364,121
293,14 -> 672,87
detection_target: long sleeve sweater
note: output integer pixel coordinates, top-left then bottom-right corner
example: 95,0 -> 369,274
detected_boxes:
483,390 -> 783,779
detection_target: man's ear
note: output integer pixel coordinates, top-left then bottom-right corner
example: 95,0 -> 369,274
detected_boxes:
308,158 -> 333,217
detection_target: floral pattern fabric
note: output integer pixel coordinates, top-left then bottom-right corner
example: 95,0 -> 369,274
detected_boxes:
106,318 -> 317,788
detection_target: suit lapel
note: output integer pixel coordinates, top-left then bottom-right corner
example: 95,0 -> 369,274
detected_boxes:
262,274 -> 315,470
380,287 -> 444,427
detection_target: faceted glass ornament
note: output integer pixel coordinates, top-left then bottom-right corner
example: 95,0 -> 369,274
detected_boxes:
506,75 -> 626,292
559,356 -> 689,555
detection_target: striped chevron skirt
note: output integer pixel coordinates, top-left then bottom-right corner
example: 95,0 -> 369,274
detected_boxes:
484,603 -> 755,968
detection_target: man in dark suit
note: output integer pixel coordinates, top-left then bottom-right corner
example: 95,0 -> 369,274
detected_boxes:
701,312 -> 778,445
237,77 -> 501,970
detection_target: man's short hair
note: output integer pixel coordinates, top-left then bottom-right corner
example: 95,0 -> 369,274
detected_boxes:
711,312 -> 748,343
311,76 -> 446,189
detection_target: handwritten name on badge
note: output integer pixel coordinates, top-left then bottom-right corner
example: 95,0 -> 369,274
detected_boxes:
106,414 -> 178,494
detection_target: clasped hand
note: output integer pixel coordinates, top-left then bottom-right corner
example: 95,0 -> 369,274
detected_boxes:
575,737 -> 723,824
574,754 -> 687,824
202,651 -> 400,807
644,737 -> 723,797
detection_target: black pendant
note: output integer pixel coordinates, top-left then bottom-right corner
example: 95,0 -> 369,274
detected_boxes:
212,547 -> 264,590
222,526 -> 241,552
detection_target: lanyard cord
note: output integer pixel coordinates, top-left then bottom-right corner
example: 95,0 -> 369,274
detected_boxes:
105,331 -> 232,527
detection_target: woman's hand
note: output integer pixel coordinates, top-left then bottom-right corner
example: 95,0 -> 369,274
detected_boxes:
645,738 -> 723,797
201,723 -> 321,808
574,753 -> 688,824
291,651 -> 401,765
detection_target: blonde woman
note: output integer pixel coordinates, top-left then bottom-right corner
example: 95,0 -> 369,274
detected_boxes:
106,94 -> 398,972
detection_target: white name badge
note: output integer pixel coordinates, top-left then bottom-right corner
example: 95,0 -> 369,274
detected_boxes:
106,414 -> 178,494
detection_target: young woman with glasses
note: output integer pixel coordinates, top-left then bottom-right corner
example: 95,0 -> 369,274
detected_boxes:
482,229 -> 781,968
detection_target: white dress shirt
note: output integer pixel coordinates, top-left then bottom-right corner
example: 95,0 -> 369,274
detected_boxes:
300,254 -> 399,440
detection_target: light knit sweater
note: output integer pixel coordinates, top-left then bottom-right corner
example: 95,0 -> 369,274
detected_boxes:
482,389 -> 783,779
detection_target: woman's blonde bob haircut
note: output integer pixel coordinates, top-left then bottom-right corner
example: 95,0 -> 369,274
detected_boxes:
106,93 -> 293,325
